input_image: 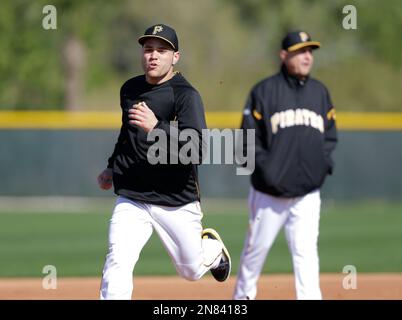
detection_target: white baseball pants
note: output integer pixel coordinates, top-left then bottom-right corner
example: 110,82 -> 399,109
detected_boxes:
233,187 -> 322,300
100,196 -> 223,300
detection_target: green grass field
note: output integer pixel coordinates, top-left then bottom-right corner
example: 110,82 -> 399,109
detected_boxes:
0,199 -> 401,277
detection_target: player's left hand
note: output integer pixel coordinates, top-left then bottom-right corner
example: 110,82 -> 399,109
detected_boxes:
128,102 -> 158,132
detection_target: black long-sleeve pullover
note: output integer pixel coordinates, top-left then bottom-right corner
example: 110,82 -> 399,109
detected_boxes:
107,72 -> 207,206
240,65 -> 337,197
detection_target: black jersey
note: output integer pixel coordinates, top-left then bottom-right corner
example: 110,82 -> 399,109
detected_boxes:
240,65 -> 338,197
107,72 -> 207,206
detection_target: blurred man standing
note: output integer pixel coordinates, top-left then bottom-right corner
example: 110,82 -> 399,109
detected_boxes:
234,31 -> 337,300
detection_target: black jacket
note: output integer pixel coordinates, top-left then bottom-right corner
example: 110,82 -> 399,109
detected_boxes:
107,72 -> 207,206
241,65 -> 337,197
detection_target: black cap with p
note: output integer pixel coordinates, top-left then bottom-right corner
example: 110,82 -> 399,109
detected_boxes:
138,24 -> 179,51
281,31 -> 321,52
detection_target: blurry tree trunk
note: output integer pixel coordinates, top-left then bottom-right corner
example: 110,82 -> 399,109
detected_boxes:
62,35 -> 86,110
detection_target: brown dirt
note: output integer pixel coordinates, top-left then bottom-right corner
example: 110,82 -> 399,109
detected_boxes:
0,274 -> 401,300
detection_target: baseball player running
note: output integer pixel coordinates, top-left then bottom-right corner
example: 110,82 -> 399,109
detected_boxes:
97,24 -> 231,300
233,31 -> 337,300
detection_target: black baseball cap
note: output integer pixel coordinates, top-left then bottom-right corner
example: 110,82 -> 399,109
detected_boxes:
281,31 -> 321,52
138,24 -> 179,51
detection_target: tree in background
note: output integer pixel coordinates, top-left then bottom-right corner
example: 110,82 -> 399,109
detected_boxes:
0,0 -> 400,111
0,1 -> 63,109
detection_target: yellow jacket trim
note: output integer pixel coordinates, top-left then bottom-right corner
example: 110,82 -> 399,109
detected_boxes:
252,110 -> 263,120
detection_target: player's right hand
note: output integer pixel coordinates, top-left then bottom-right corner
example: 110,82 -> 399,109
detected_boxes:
97,168 -> 113,190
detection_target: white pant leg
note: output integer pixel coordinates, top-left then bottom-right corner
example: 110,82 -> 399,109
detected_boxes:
100,196 -> 153,300
149,201 -> 222,281
233,188 -> 291,300
284,190 -> 322,300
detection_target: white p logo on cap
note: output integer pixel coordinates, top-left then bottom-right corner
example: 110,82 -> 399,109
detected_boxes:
152,25 -> 163,34
299,32 -> 309,42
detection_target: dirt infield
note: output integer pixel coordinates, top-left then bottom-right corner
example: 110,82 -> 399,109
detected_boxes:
0,274 -> 401,300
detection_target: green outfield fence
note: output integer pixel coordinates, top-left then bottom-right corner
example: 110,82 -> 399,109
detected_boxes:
0,111 -> 401,200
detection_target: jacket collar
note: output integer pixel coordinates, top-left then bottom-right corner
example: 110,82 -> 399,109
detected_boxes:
280,64 -> 310,88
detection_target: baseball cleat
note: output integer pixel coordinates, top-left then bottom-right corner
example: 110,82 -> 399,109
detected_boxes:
202,228 -> 231,282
